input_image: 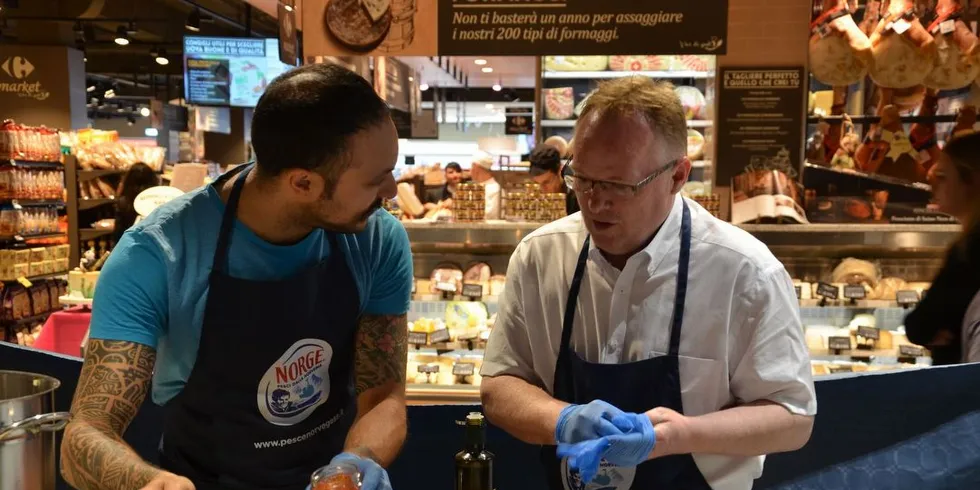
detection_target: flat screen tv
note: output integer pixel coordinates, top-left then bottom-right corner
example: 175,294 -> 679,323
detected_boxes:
183,36 -> 292,108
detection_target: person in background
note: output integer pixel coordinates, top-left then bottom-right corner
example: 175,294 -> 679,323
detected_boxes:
424,162 -> 464,204
470,155 -> 501,220
112,162 -> 160,243
906,132 -> 980,364
528,145 -> 580,215
480,77 -> 815,490
60,64 -> 409,490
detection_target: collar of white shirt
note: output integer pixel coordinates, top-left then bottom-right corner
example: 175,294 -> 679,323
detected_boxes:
587,193 -> 684,276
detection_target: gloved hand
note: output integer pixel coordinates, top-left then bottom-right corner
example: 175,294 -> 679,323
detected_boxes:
601,412 -> 656,466
557,437 -> 610,484
554,400 -> 632,443
329,452 -> 392,490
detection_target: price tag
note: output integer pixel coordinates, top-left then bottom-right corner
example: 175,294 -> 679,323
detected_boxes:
816,282 -> 839,300
452,362 -> 476,376
16,276 -> 32,288
407,332 -> 428,345
896,290 -> 920,305
417,364 -> 440,374
891,18 -> 911,34
856,326 -> 880,340
461,283 -> 483,299
435,281 -> 457,293
941,19 -> 956,34
429,328 -> 451,344
795,285 -> 802,300
828,336 -> 852,351
899,344 -> 924,357
843,285 -> 867,300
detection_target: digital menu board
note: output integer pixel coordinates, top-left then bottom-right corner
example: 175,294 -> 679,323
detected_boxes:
183,37 -> 292,107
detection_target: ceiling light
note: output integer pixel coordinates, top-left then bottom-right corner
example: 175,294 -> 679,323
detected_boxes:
492,83 -> 501,92
186,8 -> 201,32
419,83 -> 429,91
481,67 -> 493,73
283,2 -> 294,12
145,128 -> 159,137
104,89 -> 115,99
117,107 -> 126,113
114,26 -> 130,46
86,85 -> 96,93
408,76 -> 414,82
485,103 -> 494,109
474,59 -> 487,65
140,106 -> 151,117
155,49 -> 169,66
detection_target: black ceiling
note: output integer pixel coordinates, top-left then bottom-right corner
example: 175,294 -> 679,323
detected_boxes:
0,0 -> 281,101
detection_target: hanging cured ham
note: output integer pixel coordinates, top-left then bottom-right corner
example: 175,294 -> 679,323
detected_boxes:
830,114 -> 861,170
868,0 -> 937,89
923,0 -> 979,90
809,0 -> 873,86
855,90 -> 926,182
948,105 -> 977,140
908,89 -> 941,173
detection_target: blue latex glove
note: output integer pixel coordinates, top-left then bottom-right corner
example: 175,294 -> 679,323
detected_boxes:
601,412 -> 656,466
329,452 -> 392,490
555,400 -> 632,443
557,437 -> 610,484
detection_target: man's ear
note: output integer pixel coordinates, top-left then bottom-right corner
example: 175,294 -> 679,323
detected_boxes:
670,158 -> 692,194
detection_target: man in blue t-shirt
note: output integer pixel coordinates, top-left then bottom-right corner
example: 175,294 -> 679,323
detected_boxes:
61,64 -> 412,490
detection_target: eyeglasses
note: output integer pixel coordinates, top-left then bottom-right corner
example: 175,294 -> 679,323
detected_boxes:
563,159 -> 679,199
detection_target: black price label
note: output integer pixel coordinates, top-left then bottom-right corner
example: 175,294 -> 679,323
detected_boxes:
429,328 -> 451,344
452,362 -> 475,376
816,282 -> 839,300
795,285 -> 802,300
896,290 -> 920,305
828,336 -> 852,351
844,285 -> 867,300
407,332 -> 428,345
856,326 -> 880,340
417,364 -> 440,374
899,345 -> 924,357
462,283 -> 483,299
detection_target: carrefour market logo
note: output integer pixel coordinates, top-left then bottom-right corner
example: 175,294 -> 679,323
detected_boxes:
1,57 -> 34,79
0,56 -> 49,101
257,339 -> 332,426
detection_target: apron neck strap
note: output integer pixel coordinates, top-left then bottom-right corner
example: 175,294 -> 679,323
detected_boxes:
668,201 -> 692,355
212,165 -> 252,273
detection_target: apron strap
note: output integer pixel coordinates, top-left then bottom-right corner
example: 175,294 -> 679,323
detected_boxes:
554,234 -> 591,395
212,165 -> 252,274
667,201 -> 692,356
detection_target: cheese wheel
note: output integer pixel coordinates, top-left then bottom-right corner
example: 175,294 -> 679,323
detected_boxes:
397,182 -> 424,217
687,129 -> 705,160
544,87 -> 575,120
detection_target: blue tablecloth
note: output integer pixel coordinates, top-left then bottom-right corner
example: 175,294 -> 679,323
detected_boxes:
3,341 -> 979,490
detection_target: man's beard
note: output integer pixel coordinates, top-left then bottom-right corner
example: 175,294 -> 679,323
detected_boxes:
316,199 -> 383,233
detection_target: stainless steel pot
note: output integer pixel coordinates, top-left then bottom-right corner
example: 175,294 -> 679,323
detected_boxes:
0,371 -> 71,490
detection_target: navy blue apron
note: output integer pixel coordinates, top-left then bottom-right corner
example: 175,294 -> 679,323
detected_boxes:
160,165 -> 359,490
541,201 -> 712,490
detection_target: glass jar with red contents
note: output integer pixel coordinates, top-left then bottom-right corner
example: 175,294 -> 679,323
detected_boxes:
311,462 -> 362,490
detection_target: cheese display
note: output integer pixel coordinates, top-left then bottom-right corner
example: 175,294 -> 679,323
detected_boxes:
808,0 -> 872,86
543,56 -> 608,72
923,0 -> 979,90
674,86 -> 706,120
361,0 -> 389,23
430,264 -> 464,295
831,258 -> 880,288
668,55 -> 713,72
868,0 -> 937,88
608,56 -> 668,72
687,129 -> 706,161
543,87 -> 575,120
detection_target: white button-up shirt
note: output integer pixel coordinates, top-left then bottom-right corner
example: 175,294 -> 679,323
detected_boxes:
482,195 -> 817,490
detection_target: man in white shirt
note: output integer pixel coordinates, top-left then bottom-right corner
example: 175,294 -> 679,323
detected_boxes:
471,155 -> 501,220
480,77 -> 816,490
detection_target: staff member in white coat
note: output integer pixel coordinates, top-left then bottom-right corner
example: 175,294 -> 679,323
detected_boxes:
480,77 -> 816,490
61,64 -> 411,490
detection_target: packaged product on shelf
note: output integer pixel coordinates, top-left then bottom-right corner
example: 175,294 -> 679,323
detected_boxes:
0,168 -> 65,200
445,301 -> 490,341
687,129 -> 705,161
0,120 -> 62,163
489,275 -> 506,297
543,87 -> 575,120
94,178 -> 116,199
543,56 -> 608,72
453,183 -> 485,223
608,55 -> 668,71
0,207 -> 60,237
668,55 -> 714,72
2,285 -> 31,320
430,264 -> 464,294
13,325 -> 43,347
73,141 -> 165,171
675,86 -> 706,120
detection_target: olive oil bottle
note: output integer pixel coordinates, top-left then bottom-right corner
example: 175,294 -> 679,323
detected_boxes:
455,412 -> 494,490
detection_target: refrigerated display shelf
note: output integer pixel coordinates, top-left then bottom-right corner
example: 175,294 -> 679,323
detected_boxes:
542,70 -> 713,79
540,119 -> 712,128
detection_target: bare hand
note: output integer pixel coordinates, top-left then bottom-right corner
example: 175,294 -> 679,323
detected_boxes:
139,472 -> 195,490
644,406 -> 692,459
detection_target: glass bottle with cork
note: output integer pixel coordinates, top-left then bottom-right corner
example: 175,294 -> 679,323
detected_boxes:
455,411 -> 494,490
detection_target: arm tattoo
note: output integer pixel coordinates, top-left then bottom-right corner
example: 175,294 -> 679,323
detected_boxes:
61,340 -> 160,490
354,314 -> 408,395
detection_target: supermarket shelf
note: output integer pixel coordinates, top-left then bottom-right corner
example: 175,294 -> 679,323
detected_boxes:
1,271 -> 68,284
404,221 -> 543,252
2,159 -> 63,169
540,119 -> 712,129
78,198 -> 115,211
542,70 -> 713,79
0,311 -> 55,326
78,168 -> 126,181
79,228 -> 114,241
0,232 -> 67,244
0,199 -> 65,207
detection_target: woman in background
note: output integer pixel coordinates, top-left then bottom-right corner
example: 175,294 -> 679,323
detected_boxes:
905,132 -> 980,364
112,162 -> 160,243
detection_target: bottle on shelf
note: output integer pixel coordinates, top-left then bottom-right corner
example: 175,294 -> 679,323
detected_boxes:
455,411 -> 494,490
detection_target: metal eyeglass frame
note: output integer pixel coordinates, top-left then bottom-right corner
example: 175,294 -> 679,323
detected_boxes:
563,159 -> 680,198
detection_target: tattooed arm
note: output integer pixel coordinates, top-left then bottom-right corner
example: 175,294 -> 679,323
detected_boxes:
343,313 -> 408,466
60,340 -> 194,490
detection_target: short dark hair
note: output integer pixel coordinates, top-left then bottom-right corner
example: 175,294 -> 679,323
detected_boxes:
944,131 -> 980,184
446,162 -> 462,172
529,145 -> 562,176
250,63 -> 390,184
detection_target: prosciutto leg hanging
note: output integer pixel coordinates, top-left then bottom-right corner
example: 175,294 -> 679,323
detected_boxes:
869,0 -> 937,89
809,0 -> 873,86
924,0 -> 979,90
855,89 -> 927,182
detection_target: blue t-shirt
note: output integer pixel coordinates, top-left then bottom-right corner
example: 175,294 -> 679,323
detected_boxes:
89,182 -> 413,406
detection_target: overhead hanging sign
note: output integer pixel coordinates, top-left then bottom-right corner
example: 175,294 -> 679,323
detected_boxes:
279,2 -> 299,65
303,0 -> 728,57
